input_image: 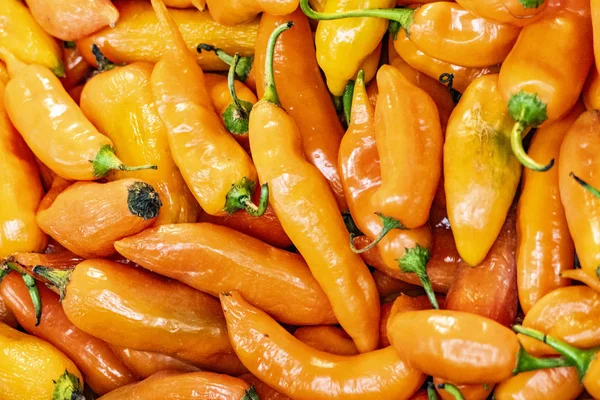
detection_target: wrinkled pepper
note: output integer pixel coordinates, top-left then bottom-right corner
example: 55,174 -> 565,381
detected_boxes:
206,0 -> 298,26
494,367 -> 583,400
110,346 -> 200,379
456,0 -> 548,26
293,326 -> 359,356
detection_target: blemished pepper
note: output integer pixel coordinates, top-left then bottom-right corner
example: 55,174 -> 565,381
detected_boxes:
388,310 -> 570,384
80,60 -> 200,225
456,0 -> 548,26
24,0 -> 119,41
34,259 -> 246,375
516,103 -> 582,314
293,326 -> 359,356
559,110 -> 600,284
249,23 -> 379,352
499,0 -> 594,171
221,291 -> 426,400
206,0 -> 298,26
0,322 -> 85,400
110,346 -> 200,379
0,272 -> 137,395
150,0 -> 267,217
493,367 -> 583,400
0,0 -> 64,77
114,223 -> 336,326
583,65 -> 600,111
98,371 -> 255,400
36,179 -> 162,258
444,74 -> 521,266
77,0 -> 257,72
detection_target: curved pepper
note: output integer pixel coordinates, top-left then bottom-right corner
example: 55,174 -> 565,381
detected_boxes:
494,367 -> 582,400
206,0 -> 297,26
445,74 -> 521,266
561,268 -> 600,293
456,0 -> 547,26
110,346 -> 200,379
516,103 -> 582,314
221,291 -> 425,400
80,61 -> 199,225
293,326 -> 359,356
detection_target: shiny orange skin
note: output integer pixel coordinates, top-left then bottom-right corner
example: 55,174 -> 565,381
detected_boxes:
583,358 -> 600,399
221,291 -> 425,400
80,62 -> 199,225
111,346 -> 200,379
583,65 -> 600,111
0,273 -> 137,395
593,0 -> 600,75
407,3 -> 521,67
98,371 -> 251,400
494,367 -> 583,400
60,45 -> 93,91
516,104 -> 582,314
499,3 -> 593,124
77,0 -> 257,72
161,0 -> 204,8
562,268 -> 600,293
379,303 -> 393,347
255,10 -> 347,210
559,111 -> 600,281
388,310 -> 520,384
380,294 -> 434,347
60,259 -> 244,375
25,0 -> 119,41
293,326 -> 359,356
433,378 -> 492,400
206,0 -> 297,25
372,65 -> 442,228
114,223 -> 336,326
239,374 -> 292,400
456,0 -> 547,26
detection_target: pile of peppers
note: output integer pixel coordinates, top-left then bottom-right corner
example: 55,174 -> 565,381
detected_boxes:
2,0 -> 600,398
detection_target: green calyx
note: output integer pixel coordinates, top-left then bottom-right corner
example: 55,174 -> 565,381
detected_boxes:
91,44 -> 118,73
241,386 -> 259,400
224,177 -> 269,217
52,370 -> 85,400
437,383 -> 465,400
5,262 -> 42,326
508,91 -> 548,128
90,145 -> 157,178
127,181 -> 162,220
571,172 -> 600,200
397,244 -> 439,309
342,79 -> 355,126
350,212 -> 405,254
510,121 -> 554,172
261,22 -> 294,106
32,266 -> 73,302
197,44 -> 254,83
518,0 -> 545,8
223,53 -> 253,136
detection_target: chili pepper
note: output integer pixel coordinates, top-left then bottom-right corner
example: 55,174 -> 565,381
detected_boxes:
0,272 -> 137,395
0,322 -> 85,400
249,22 -> 379,352
8,250 -> 83,277
583,65 -> 600,111
409,389 -> 429,400
514,325 -> 600,399
0,0 -> 64,77
379,294 -> 436,347
149,0 -> 267,218
239,374 -> 292,400
561,268 -> 600,293
372,269 -> 420,298
110,346 -> 200,379
293,326 -> 359,356
433,379 -> 491,400
444,74 -> 521,266
455,0 -> 547,26
516,103 -> 582,314
559,110 -> 600,284
206,0 -> 297,26
493,367 -> 583,400
388,310 -> 571,384
77,0 -> 257,72
34,259 -> 246,375
499,0 -> 593,171
37,179 -> 162,258
221,291 -> 425,399
114,223 -> 336,325
98,370 -> 254,400
80,60 -> 200,225
60,43 -> 93,91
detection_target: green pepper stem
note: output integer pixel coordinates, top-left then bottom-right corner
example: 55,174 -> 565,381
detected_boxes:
222,54 -> 253,135
224,177 -> 269,217
518,0 -> 545,8
91,144 -> 157,178
52,370 -> 85,400
510,121 -> 554,172
342,210 -> 363,236
300,0 -> 414,28
570,172 -> 600,200
229,54 -> 244,112
437,383 -> 465,400
32,266 -> 73,302
261,22 -> 294,106
242,386 -> 259,400
196,44 -> 254,82
427,382 -> 439,400
342,79 -> 355,126
6,262 -> 42,326
91,44 -> 117,73
397,244 -> 439,309
350,212 -> 406,254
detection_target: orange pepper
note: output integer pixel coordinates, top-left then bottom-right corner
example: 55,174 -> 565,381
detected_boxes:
24,0 -> 119,41
114,223 -> 336,326
206,0 -> 297,26
60,43 -> 93,91
221,291 -> 425,399
456,0 -> 548,26
444,74 -> 521,266
379,294 -> 435,347
98,371 -> 253,400
161,0 -> 205,8
34,259 -> 245,375
559,110 -> 600,283
149,0 -> 266,217
499,0 -> 593,171
433,378 -> 492,400
516,103 -> 582,314
110,346 -> 200,379
80,61 -> 200,225
8,249 -> 83,276
494,367 -> 583,400
239,373 -> 292,400
583,65 -> 600,111
249,23 -> 379,352
0,296 -> 17,329
561,268 -> 600,293
593,0 -> 600,72
372,269 -> 420,298
409,390 -> 430,400
293,326 -> 359,355
36,179 -> 162,258
0,272 -> 137,395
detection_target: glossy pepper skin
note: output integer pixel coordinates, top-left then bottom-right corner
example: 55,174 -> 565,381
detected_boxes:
24,0 -> 119,41
206,0 -> 298,26
114,223 -> 336,326
516,103 -> 582,314
254,10 -> 347,210
60,44 -> 93,91
559,110 -> 600,283
592,0 -> 600,74
0,322 -> 85,400
583,65 -> 600,111
494,367 -> 583,400
0,0 -> 64,77
456,0 -> 547,26
98,371 -> 252,400
239,374 -> 292,400
444,74 -> 521,266
293,326 -> 359,356
80,62 -> 199,225
250,23 -> 379,352
110,346 -> 200,379
35,259 -> 245,375
77,0 -> 257,72
221,291 -> 425,400
0,272 -> 137,395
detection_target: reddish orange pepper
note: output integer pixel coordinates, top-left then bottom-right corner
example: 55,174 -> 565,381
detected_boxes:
0,296 -> 16,329
583,65 -> 600,111
494,367 -> 583,400
456,0 -> 548,26
221,291 -> 425,399
293,326 -> 359,356
111,346 -> 200,378
206,0 -> 298,26
0,272 -> 137,395
239,374 -> 292,400
60,43 -> 93,91
516,103 -> 582,314
372,270 -> 420,298
433,378 -> 492,400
